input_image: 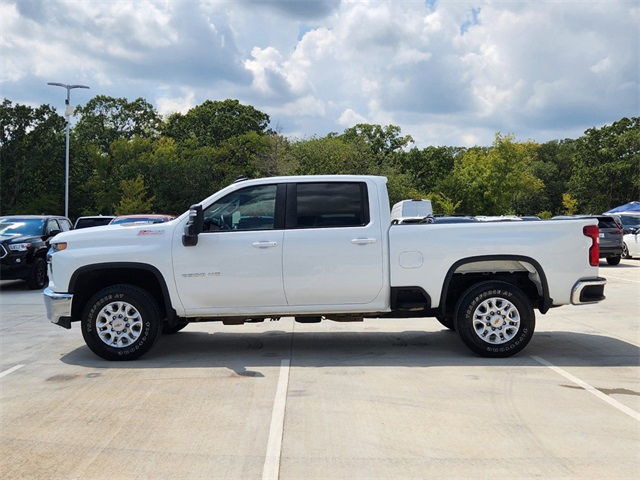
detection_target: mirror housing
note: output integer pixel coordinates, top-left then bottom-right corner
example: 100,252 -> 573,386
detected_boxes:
182,204 -> 203,246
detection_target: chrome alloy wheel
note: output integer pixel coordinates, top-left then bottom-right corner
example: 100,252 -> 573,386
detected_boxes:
96,301 -> 143,348
471,296 -> 520,345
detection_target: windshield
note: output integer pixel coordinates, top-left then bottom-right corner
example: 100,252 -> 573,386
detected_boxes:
619,215 -> 640,228
111,217 -> 169,225
0,218 -> 44,236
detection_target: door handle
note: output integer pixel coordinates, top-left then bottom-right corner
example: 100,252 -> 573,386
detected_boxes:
252,241 -> 278,248
351,238 -> 377,245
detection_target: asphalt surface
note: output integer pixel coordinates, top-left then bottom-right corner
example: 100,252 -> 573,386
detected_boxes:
1,260 -> 639,479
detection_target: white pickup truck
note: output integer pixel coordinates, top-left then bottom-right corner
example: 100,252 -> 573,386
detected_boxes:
44,175 -> 606,360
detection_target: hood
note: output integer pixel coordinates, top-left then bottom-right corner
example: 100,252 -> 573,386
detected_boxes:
0,233 -> 41,245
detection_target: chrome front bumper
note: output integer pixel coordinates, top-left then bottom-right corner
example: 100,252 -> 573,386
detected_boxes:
571,277 -> 606,305
43,287 -> 73,329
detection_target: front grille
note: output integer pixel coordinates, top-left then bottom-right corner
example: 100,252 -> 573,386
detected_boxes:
0,244 -> 7,259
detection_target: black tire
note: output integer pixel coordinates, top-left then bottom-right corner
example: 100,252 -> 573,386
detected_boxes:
622,243 -> 630,259
162,321 -> 189,334
606,256 -> 621,265
26,257 -> 47,290
436,314 -> 456,331
81,284 -> 162,361
455,281 -> 535,358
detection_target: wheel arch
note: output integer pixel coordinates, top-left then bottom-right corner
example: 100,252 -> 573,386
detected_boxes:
69,263 -> 176,323
438,255 -> 551,319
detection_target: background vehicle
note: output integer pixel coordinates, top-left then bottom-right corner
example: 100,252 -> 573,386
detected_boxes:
44,175 -> 605,361
1,215 -> 72,289
110,214 -> 175,225
618,214 -> 640,258
553,215 -> 624,265
73,216 -> 115,229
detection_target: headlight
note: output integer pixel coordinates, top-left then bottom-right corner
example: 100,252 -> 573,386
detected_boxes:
51,242 -> 68,252
8,243 -> 31,252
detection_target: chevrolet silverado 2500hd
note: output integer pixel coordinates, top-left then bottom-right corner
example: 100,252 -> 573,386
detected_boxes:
43,175 -> 606,360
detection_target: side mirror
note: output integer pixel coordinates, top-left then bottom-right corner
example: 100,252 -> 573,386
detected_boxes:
182,204 -> 203,246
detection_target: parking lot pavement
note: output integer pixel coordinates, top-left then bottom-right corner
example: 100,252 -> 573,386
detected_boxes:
1,260 -> 639,479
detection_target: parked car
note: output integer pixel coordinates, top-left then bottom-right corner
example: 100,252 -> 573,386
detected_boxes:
619,214 -> 640,259
73,215 -> 115,229
553,215 -> 624,265
0,215 -> 72,289
110,214 -> 175,225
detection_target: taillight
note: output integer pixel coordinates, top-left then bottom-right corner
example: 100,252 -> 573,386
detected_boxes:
583,225 -> 600,266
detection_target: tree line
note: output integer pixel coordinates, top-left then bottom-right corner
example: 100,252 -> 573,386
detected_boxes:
1,96 -> 638,220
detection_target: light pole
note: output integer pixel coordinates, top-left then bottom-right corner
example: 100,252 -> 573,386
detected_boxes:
47,82 -> 90,218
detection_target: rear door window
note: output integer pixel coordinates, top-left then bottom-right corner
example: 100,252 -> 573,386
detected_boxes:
287,182 -> 369,229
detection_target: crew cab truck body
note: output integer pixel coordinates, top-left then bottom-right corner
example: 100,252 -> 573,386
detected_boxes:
44,175 -> 606,360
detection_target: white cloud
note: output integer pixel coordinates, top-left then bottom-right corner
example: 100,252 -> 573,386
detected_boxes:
338,108 -> 367,127
156,89 -> 197,117
1,0 -> 637,147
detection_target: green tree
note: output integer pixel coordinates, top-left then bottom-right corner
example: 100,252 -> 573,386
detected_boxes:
430,192 -> 462,215
251,131 -> 298,177
569,117 -> 640,213
74,96 -> 161,153
0,99 -> 66,214
292,134 -> 421,205
399,145 -> 463,194
528,139 -> 576,215
162,99 -> 270,148
339,124 -> 414,158
115,175 -> 155,215
447,134 -> 544,215
562,193 -> 578,215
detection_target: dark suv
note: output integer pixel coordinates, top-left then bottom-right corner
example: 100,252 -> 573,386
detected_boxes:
0,215 -> 72,289
554,214 -> 624,265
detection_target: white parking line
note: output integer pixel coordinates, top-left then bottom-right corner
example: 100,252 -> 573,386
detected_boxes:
262,359 -> 291,480
604,273 -> 640,283
532,355 -> 640,421
0,364 -> 25,378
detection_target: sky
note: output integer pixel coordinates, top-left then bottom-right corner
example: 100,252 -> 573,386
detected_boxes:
1,0 -> 638,148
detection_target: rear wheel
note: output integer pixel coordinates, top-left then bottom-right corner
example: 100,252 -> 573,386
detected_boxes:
81,284 -> 162,361
606,256 -> 621,265
455,281 -> 535,358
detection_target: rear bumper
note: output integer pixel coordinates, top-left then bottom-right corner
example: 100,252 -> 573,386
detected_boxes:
600,246 -> 623,257
43,287 -> 73,329
571,277 -> 606,305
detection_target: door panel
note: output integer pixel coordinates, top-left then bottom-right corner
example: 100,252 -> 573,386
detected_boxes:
282,182 -> 384,306
172,183 -> 286,313
283,226 -> 383,305
173,230 -> 286,311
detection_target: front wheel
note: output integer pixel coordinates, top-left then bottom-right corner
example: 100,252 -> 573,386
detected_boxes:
26,257 -> 47,290
455,281 -> 535,358
81,284 -> 162,361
